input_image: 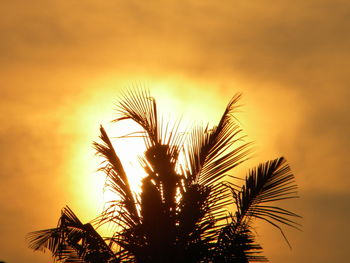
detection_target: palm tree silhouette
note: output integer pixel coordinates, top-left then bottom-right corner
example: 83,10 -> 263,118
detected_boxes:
27,90 -> 300,262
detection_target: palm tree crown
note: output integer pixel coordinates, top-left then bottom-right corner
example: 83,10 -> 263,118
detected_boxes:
27,89 -> 300,262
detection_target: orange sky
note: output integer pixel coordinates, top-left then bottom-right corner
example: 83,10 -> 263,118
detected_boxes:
1,1 -> 349,262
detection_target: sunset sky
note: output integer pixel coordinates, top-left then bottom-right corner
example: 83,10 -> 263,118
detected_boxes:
1,0 -> 349,262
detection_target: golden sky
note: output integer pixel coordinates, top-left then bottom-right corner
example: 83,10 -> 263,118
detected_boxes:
1,0 -> 349,262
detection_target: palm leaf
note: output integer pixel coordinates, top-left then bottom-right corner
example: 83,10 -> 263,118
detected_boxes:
113,89 -> 159,147
180,94 -> 251,246
114,88 -> 184,162
184,94 -> 251,186
233,157 -> 301,246
27,207 -> 117,263
93,125 -> 139,228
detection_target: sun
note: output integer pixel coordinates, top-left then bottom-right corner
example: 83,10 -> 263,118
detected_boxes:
66,78 -> 231,220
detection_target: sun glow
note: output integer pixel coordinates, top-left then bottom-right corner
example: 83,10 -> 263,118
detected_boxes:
67,77 -> 237,220
101,120 -> 147,200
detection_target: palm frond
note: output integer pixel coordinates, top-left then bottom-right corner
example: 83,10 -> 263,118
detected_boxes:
113,89 -> 159,147
93,125 -> 139,227
184,94 -> 251,186
233,157 -> 301,245
114,89 -> 184,162
180,95 -> 251,245
27,207 -> 117,263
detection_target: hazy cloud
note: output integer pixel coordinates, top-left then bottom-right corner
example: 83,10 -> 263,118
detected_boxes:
1,0 -> 349,262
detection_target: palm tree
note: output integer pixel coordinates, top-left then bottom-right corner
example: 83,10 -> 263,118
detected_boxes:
27,89 -> 300,262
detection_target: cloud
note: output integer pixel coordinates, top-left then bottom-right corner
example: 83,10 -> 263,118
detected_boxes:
0,0 -> 349,262
257,191 -> 350,263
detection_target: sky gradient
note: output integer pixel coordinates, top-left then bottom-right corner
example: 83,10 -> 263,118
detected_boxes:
1,1 -> 349,262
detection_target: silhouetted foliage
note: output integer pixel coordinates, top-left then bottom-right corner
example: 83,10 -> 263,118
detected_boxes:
27,90 -> 300,262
